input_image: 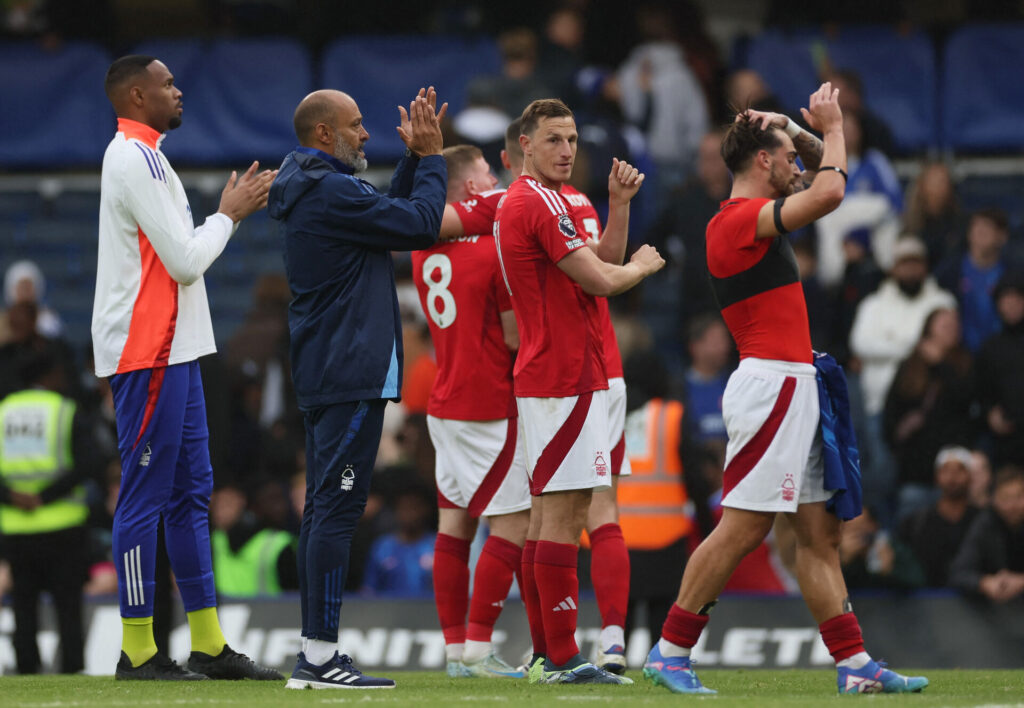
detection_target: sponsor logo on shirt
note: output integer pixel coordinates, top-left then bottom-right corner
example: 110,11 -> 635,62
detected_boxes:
557,213 -> 577,238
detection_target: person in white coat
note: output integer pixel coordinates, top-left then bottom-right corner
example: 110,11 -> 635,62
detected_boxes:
849,236 -> 956,527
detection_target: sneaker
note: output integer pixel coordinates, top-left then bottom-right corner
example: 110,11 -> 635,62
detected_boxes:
285,652 -> 395,690
115,651 -> 208,681
543,653 -> 633,685
187,645 -> 283,680
595,644 -> 626,675
642,643 -> 716,694
526,654 -> 546,684
463,652 -> 526,679
446,660 -> 473,678
837,659 -> 928,694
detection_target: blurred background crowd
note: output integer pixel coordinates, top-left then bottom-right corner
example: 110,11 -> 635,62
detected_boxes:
2,0 -> 1024,655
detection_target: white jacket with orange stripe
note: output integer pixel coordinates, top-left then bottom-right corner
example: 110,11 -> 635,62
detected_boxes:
92,118 -> 237,378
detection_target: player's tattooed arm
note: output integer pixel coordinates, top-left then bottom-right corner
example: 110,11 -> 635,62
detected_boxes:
792,130 -> 824,171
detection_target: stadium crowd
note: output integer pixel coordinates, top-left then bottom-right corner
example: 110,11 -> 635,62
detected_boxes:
2,0 -> 1024,676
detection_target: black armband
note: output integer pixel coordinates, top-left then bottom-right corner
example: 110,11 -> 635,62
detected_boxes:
773,197 -> 789,235
818,165 -> 848,182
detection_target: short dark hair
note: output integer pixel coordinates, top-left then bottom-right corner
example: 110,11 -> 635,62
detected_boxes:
520,99 -> 573,137
970,207 -> 1009,233
686,312 -> 726,345
994,464 -> 1024,491
442,144 -> 484,187
105,55 -> 157,102
720,112 -> 784,175
505,117 -> 523,156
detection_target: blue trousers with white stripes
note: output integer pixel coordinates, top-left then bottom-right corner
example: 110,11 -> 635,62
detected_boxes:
110,361 -> 217,618
299,399 -> 387,642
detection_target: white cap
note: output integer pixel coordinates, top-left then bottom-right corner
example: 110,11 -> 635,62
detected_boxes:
892,236 -> 928,264
935,445 -> 973,470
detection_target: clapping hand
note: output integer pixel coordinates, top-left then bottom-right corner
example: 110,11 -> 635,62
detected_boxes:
397,87 -> 447,158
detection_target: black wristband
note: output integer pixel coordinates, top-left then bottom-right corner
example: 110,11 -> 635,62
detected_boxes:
773,197 -> 789,235
819,165 -> 848,182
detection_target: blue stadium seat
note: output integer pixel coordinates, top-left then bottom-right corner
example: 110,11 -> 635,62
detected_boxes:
322,35 -> 501,161
0,42 -> 113,167
743,27 -> 937,152
942,25 -> 1024,151
133,38 -> 312,166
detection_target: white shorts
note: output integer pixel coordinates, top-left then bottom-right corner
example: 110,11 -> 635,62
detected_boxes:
517,389 -> 612,495
720,358 -> 830,513
428,416 -> 530,518
607,377 -> 631,477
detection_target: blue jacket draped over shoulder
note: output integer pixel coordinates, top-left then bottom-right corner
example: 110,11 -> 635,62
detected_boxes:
268,148 -> 446,410
814,351 -> 863,521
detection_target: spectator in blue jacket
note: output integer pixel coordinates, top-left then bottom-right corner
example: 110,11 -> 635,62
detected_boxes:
268,87 -> 447,689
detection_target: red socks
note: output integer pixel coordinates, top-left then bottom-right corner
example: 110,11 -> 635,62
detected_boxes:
588,523 -> 629,629
467,536 -> 522,642
433,533 -> 470,647
520,540 -> 546,656
661,603 -> 709,649
534,540 -> 580,666
819,612 -> 865,662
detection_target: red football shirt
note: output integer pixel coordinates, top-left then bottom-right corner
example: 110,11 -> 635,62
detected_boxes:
705,198 -> 812,363
454,186 -> 623,380
412,232 -> 516,420
494,176 -> 608,398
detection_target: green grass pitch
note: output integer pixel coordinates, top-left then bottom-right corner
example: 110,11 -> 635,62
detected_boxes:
1,670 -> 1023,707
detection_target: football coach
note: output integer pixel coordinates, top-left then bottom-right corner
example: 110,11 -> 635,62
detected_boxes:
268,87 -> 447,689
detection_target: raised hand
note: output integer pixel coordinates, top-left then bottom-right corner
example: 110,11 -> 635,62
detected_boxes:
800,81 -> 842,134
218,161 -> 278,222
739,108 -> 788,131
608,158 -> 645,206
396,86 -> 448,158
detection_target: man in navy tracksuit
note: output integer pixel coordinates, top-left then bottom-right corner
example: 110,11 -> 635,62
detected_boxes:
268,88 -> 447,689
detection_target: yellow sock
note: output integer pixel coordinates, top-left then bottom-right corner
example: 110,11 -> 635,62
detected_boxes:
121,617 -> 158,667
187,606 -> 227,657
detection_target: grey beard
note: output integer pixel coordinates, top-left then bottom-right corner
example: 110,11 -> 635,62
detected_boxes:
334,138 -> 368,173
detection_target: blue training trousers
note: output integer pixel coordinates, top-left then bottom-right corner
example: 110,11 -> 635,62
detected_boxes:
299,399 -> 387,642
110,361 -> 216,618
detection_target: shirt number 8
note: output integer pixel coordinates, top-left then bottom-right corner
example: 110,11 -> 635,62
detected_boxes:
422,253 -> 457,329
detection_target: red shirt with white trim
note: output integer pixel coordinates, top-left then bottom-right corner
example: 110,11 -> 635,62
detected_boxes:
494,176 -> 608,398
453,186 -> 623,380
411,228 -> 516,421
705,197 -> 812,363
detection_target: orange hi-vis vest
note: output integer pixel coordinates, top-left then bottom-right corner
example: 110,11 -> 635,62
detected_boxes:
617,398 -> 693,550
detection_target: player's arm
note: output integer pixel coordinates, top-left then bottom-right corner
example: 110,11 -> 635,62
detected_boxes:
123,157 -> 268,285
594,159 -> 645,265
752,83 -> 847,240
500,309 -> 519,351
557,243 -> 664,297
439,203 -> 466,239
743,109 -> 825,173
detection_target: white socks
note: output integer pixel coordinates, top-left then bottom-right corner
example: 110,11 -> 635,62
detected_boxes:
305,638 -> 337,666
600,625 -> 625,651
658,637 -> 691,658
445,642 -> 465,663
463,639 -> 491,664
837,651 -> 871,670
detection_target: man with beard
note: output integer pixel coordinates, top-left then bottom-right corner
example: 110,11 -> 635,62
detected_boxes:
642,83 -> 927,696
850,236 -> 955,527
268,88 -> 447,689
95,55 -> 279,681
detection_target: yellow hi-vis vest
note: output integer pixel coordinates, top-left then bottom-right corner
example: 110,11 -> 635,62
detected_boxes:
0,389 -> 87,534
211,528 -> 295,597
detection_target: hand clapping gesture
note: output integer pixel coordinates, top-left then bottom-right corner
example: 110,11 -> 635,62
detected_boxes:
397,86 -> 448,158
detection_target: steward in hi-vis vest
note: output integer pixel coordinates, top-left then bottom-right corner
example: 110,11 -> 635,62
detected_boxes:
0,353 -> 98,674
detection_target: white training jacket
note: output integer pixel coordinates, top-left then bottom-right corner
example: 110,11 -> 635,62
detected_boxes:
92,118 -> 237,378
